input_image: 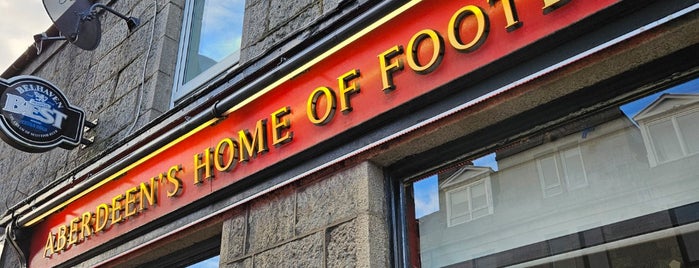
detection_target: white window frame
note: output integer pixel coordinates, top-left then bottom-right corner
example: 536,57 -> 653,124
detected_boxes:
560,146 -> 588,190
172,0 -> 243,105
537,154 -> 563,198
642,108 -> 699,166
537,146 -> 588,198
445,177 -> 494,227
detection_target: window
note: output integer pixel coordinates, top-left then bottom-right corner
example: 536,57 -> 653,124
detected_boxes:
439,166 -> 495,227
445,177 -> 493,227
406,78 -> 699,268
537,146 -> 588,198
173,0 -> 245,104
537,154 -> 563,197
634,94 -> 699,166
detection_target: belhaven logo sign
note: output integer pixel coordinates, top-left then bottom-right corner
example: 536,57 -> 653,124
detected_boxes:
0,75 -> 85,152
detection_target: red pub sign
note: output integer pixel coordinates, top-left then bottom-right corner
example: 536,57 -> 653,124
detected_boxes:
28,0 -> 618,266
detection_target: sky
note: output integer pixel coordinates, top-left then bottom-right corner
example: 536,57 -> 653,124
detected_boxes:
0,0 -> 53,73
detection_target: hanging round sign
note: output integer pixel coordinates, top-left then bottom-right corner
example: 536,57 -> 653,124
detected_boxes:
0,76 -> 85,152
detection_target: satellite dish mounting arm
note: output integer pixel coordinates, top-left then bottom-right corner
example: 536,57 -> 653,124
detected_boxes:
34,1 -> 140,53
84,3 -> 140,31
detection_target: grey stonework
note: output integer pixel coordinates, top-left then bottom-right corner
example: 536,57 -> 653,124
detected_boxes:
0,0 -> 184,265
0,0 -> 386,266
220,161 -> 390,267
239,0 -> 372,63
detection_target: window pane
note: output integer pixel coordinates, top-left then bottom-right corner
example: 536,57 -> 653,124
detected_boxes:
469,182 -> 487,210
413,175 -> 439,218
648,120 -> 682,162
450,215 -> 468,226
448,188 -> 470,220
409,80 -> 699,268
677,110 -> 699,154
184,0 -> 244,83
538,155 -> 562,197
561,147 -> 587,189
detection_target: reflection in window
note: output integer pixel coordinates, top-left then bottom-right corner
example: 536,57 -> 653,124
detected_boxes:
633,94 -> 699,166
413,175 -> 439,218
537,154 -> 562,197
678,111 -> 699,153
561,147 -> 587,189
174,0 -> 245,103
537,147 -> 588,198
409,78 -> 699,268
439,166 -> 495,227
445,177 -> 493,227
186,255 -> 219,268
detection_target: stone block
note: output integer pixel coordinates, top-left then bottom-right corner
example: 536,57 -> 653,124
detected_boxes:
295,166 -> 359,235
241,0 -> 269,52
322,0 -> 344,14
240,34 -> 275,64
268,0 -> 315,30
154,36 -> 180,78
93,49 -> 123,87
162,3 -> 184,41
354,213 -> 391,267
295,161 -> 385,235
84,74 -> 117,115
253,232 -> 324,267
222,257 -> 253,268
246,0 -> 264,9
93,86 -> 138,140
269,3 -> 321,42
116,58 -> 147,99
141,71 -> 174,116
221,208 -> 248,263
131,0 -> 156,29
326,219 -> 357,267
73,47 -> 95,79
169,0 -> 185,9
92,23 -> 129,64
122,26 -> 152,67
246,186 -> 295,253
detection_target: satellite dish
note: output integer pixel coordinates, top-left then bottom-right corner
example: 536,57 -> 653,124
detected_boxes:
37,0 -> 139,51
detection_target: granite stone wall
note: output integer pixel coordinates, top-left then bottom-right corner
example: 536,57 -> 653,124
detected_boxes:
220,162 -> 390,267
0,0 -> 386,266
0,2 -> 182,265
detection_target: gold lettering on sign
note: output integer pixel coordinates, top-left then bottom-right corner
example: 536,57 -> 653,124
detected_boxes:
271,107 -> 293,146
448,5 -> 489,53
44,167 -> 182,258
307,86 -> 337,125
407,29 -> 445,74
239,119 -> 269,162
488,0 -> 522,31
543,0 -> 571,14
378,45 -> 405,92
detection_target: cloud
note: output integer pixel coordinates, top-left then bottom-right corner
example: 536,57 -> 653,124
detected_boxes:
414,175 -> 440,218
0,0 -> 53,72
197,1 -> 244,61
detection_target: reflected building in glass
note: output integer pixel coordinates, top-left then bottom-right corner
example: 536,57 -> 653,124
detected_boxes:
417,89 -> 699,268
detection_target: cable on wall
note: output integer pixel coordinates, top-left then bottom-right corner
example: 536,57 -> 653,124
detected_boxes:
126,0 -> 158,135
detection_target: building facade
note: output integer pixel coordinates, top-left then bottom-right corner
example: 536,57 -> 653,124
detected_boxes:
0,0 -> 698,267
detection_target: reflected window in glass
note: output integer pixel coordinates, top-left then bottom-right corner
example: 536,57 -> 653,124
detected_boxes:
407,78 -> 699,267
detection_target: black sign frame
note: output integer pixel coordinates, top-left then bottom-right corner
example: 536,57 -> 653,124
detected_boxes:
0,76 -> 85,152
